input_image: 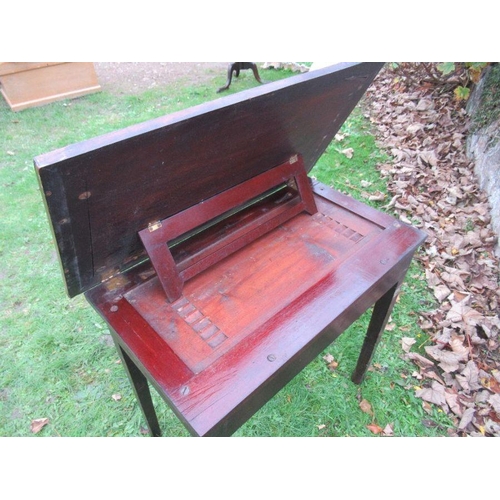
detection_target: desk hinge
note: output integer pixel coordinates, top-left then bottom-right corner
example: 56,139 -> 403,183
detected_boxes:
148,220 -> 163,232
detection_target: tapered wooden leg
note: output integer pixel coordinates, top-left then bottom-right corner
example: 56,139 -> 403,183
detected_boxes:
351,282 -> 400,384
116,345 -> 162,436
249,62 -> 263,84
217,63 -> 237,93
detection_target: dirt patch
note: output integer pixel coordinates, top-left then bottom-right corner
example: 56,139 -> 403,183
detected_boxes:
94,62 -> 228,95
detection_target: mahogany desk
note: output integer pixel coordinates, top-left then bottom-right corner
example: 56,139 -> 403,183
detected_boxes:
35,62 -> 426,436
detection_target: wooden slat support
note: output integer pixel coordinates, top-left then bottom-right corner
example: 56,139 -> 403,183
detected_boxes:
139,155 -> 317,302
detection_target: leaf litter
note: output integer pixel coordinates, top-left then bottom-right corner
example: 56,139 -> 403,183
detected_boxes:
364,64 -> 500,436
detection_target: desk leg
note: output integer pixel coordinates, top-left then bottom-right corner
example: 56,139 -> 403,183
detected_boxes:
217,62 -> 263,93
351,282 -> 400,384
117,345 -> 162,437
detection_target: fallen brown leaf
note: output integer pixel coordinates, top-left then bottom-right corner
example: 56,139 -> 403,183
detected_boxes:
401,337 -> 416,353
360,399 -> 373,416
367,423 -> 383,435
406,352 -> 435,368
424,345 -> 467,373
421,366 -> 446,385
488,394 -> 500,414
482,376 -> 500,394
418,150 -> 438,167
444,388 -> 463,417
422,401 -> 433,414
368,191 -> 386,202
340,147 -> 354,158
484,419 -> 500,436
323,353 -> 334,364
415,381 -> 446,406
382,423 -> 394,436
327,360 -> 338,371
455,360 -> 481,392
322,353 -> 338,371
421,419 -> 436,429
433,284 -> 451,303
458,407 -> 475,430
31,418 -> 49,434
416,98 -> 434,111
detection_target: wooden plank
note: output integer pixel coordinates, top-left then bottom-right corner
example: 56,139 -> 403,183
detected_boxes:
0,62 -> 62,76
35,62 -> 384,297
0,62 -> 100,112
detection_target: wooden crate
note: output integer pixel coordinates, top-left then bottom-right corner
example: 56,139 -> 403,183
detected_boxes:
0,62 -> 101,112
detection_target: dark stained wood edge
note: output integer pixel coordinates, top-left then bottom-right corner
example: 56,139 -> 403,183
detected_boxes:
34,63 -> 377,168
311,179 -> 395,228
34,158 -> 91,295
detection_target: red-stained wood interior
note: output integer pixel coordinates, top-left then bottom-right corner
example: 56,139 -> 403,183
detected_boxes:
85,181 -> 425,436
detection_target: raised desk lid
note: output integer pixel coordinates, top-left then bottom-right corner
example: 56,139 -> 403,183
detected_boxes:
34,62 -> 384,298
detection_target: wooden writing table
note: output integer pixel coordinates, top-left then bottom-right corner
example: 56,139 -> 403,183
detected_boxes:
35,62 -> 426,436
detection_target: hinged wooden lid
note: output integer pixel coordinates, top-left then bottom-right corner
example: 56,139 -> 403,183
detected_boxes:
34,62 -> 384,297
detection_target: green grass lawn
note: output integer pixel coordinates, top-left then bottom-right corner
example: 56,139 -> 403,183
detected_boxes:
0,65 -> 453,437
